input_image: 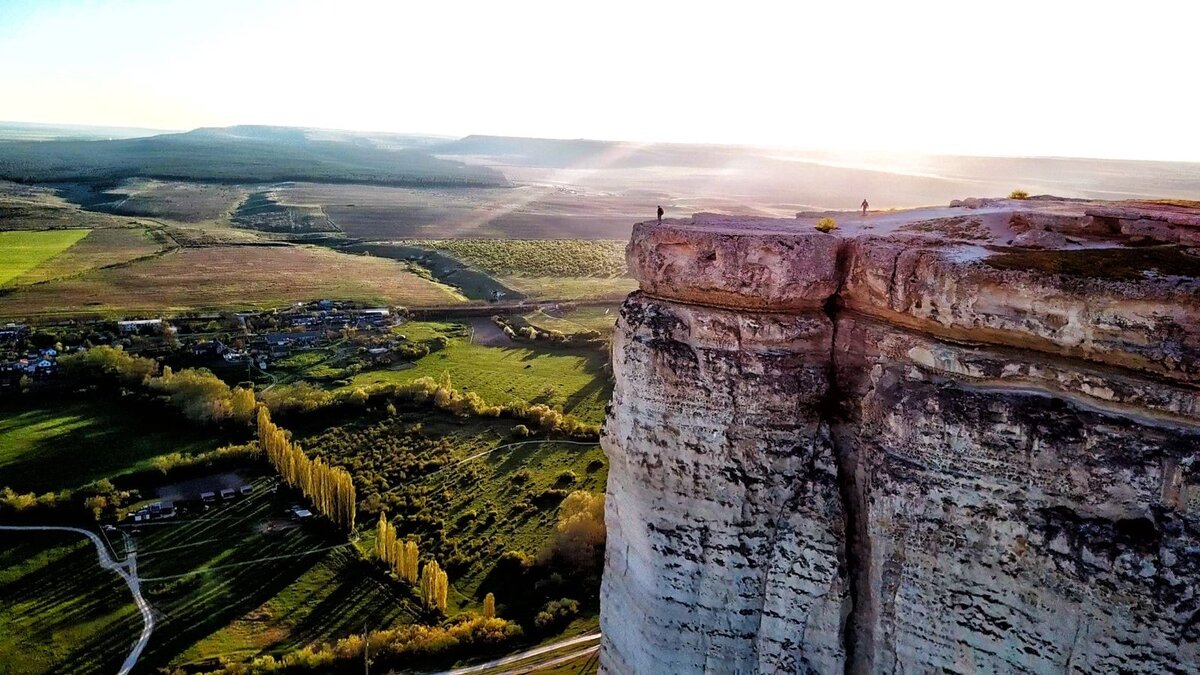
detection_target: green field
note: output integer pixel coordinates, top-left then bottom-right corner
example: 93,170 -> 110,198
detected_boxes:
0,245 -> 467,319
0,398 -> 229,492
0,477 -> 425,674
299,408 -> 607,602
0,531 -> 139,674
133,478 -> 422,670
9,227 -> 166,286
351,324 -> 610,423
0,230 -> 89,285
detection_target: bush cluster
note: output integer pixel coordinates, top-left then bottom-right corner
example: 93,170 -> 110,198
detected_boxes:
262,373 -> 599,440
534,598 -> 580,630
147,367 -> 256,424
0,478 -> 135,521
57,345 -> 156,385
150,443 -> 261,475
208,616 -> 521,674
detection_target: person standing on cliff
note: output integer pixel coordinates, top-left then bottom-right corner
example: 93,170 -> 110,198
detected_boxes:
657,205 -> 664,223
861,199 -> 869,216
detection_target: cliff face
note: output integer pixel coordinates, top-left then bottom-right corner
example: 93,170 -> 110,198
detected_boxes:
601,200 -> 1200,673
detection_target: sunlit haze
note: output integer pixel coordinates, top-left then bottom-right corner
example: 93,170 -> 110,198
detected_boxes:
0,0 -> 1196,161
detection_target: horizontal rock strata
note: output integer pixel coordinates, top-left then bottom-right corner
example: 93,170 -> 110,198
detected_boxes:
601,199 -> 1200,673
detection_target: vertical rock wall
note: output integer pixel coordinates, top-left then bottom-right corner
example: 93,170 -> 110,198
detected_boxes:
601,207 -> 1200,674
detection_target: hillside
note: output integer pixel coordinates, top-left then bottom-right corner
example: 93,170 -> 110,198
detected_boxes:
0,126 -> 508,187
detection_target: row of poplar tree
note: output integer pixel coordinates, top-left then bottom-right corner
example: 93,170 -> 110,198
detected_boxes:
257,406 -> 357,530
255,405 -> 502,618
376,514 -> 451,612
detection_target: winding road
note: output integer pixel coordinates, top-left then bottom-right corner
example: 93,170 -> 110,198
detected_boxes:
0,525 -> 153,675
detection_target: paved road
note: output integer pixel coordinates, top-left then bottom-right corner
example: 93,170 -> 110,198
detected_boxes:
506,644 -> 599,674
0,524 -> 153,675
441,631 -> 601,675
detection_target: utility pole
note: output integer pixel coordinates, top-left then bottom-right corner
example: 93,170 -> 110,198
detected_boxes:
363,621 -> 369,675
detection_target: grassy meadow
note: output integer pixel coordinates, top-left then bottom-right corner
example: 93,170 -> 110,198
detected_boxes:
0,531 -> 139,674
349,321 -> 610,422
8,226 -> 167,286
524,306 -> 620,336
499,276 -> 637,301
0,230 -> 90,285
0,397 -> 230,493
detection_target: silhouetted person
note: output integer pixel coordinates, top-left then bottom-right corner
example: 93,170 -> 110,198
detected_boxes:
657,205 -> 664,223
861,199 -> 869,216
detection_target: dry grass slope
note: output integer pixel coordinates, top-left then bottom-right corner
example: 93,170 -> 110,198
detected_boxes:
9,227 -> 167,285
0,245 -> 468,318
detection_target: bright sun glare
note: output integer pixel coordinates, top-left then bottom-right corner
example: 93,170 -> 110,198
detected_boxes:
0,0 -> 1196,161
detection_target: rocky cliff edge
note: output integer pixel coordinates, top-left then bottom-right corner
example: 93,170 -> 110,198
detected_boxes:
602,197 -> 1200,673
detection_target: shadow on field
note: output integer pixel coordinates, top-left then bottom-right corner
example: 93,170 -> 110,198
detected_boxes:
563,376 -> 608,418
58,479 -> 336,672
0,533 -> 135,674
281,553 -> 418,652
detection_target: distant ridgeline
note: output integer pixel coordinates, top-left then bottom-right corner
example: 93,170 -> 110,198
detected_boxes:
0,125 -> 509,187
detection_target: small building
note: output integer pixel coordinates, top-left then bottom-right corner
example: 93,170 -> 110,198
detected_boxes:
117,319 -> 163,334
0,324 -> 28,341
263,332 -> 320,347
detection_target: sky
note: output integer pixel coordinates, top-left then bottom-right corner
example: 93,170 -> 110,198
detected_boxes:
0,0 -> 1196,161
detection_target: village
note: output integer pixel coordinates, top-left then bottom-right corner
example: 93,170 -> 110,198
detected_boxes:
0,300 -> 405,391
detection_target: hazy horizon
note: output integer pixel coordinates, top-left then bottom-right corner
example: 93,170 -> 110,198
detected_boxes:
1,0 -> 1196,163
5,120 -> 1200,169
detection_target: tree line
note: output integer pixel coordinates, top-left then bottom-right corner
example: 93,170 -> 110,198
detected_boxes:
257,406 -> 356,530
59,346 -> 257,425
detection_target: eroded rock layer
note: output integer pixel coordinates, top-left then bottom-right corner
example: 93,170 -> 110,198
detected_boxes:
601,198 -> 1200,673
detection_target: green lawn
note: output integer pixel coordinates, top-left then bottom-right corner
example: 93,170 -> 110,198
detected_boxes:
0,229 -> 89,286
0,397 -> 229,493
348,334 -> 610,423
0,531 -> 139,674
